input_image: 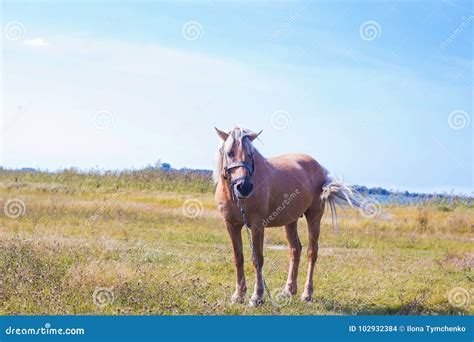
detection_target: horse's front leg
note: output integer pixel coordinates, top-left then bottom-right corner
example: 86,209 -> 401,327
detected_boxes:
249,223 -> 265,307
225,222 -> 247,304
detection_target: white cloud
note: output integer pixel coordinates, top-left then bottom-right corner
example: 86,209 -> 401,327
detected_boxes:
24,38 -> 49,47
2,35 -> 281,171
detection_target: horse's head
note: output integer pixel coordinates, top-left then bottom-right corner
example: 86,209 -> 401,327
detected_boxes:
215,127 -> 262,199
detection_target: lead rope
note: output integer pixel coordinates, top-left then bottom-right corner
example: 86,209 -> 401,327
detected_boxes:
237,200 -> 273,304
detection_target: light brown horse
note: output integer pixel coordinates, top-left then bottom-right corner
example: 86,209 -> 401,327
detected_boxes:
214,126 -> 361,307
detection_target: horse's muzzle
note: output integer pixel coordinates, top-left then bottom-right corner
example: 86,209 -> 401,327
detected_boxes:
233,177 -> 253,199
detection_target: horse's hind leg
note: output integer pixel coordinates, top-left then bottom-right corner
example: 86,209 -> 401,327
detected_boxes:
282,221 -> 302,296
301,206 -> 324,301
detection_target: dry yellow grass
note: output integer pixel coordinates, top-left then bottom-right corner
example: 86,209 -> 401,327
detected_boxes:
0,175 -> 472,315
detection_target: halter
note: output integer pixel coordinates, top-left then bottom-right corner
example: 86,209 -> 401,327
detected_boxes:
223,154 -> 255,201
224,158 -> 254,179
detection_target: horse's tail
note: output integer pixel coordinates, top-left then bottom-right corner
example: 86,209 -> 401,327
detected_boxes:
320,176 -> 365,234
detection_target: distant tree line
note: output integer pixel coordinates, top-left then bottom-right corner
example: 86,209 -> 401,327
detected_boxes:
2,163 -> 471,200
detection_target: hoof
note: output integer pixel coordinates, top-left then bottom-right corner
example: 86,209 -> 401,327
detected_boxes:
280,287 -> 295,298
230,292 -> 246,304
301,292 -> 313,302
249,295 -> 264,307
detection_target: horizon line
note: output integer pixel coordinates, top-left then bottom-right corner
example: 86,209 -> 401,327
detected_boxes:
1,165 -> 472,197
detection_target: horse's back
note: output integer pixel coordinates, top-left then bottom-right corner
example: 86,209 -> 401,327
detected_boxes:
268,153 -> 326,179
267,153 -> 327,194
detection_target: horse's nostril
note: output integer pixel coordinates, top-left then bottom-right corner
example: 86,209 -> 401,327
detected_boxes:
234,179 -> 252,197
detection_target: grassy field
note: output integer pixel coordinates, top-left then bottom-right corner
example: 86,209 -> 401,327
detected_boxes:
0,169 -> 472,315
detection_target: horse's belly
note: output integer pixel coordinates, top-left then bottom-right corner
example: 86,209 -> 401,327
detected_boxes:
262,199 -> 308,227
264,216 -> 301,228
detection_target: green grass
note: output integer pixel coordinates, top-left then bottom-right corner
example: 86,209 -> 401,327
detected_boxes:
0,170 -> 472,315
0,168 -> 214,194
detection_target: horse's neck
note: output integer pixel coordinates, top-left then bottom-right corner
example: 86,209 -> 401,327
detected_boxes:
253,149 -> 269,176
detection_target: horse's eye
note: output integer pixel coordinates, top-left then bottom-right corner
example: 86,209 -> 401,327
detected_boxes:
227,151 -> 234,158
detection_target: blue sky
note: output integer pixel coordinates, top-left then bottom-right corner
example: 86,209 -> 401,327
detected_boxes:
1,0 -> 472,193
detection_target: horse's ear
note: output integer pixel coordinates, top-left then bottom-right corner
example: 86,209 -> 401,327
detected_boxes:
215,127 -> 229,141
248,129 -> 262,142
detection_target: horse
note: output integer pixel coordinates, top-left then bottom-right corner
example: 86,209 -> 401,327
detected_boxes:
214,126 -> 363,307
